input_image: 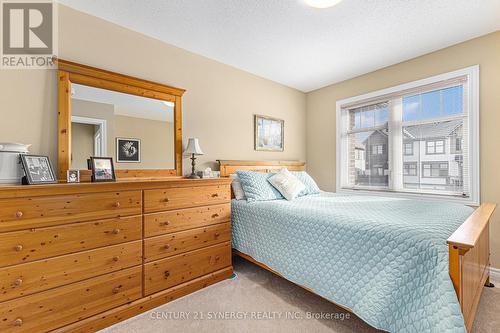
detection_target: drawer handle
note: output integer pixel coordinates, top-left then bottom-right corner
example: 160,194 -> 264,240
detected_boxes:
112,229 -> 121,235
14,245 -> 23,252
211,213 -> 219,218
112,256 -> 120,262
211,193 -> 219,198
113,202 -> 121,208
14,278 -> 23,286
215,256 -> 220,261
14,318 -> 23,326
112,287 -> 121,294
15,211 -> 23,218
214,233 -> 220,238
160,221 -> 170,226
162,198 -> 170,203
163,244 -> 170,250
164,271 -> 170,279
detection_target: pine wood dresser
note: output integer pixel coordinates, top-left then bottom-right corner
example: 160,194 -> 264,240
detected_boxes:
0,177 -> 233,332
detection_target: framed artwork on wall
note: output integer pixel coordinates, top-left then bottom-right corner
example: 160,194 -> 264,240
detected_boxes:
254,115 -> 284,152
116,137 -> 141,163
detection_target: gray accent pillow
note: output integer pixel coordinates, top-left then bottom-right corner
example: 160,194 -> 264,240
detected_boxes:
236,171 -> 284,202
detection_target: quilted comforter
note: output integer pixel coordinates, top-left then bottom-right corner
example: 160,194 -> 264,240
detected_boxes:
231,192 -> 474,332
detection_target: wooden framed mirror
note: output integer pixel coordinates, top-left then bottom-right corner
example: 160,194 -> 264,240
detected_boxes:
57,59 -> 184,181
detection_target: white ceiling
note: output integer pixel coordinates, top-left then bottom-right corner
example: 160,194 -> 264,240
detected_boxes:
72,84 -> 174,122
59,0 -> 500,92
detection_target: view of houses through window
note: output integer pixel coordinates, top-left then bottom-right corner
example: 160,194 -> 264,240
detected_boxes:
346,84 -> 467,196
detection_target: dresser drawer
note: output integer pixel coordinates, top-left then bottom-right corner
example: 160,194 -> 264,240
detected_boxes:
0,216 -> 142,268
144,241 -> 231,295
144,223 -> 231,262
0,191 -> 142,232
0,266 -> 142,333
144,203 -> 230,237
0,241 -> 142,302
144,185 -> 230,213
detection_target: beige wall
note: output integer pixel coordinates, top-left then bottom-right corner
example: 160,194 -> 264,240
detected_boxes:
0,4 -> 306,176
306,31 -> 500,267
71,123 -> 95,170
114,115 -> 174,170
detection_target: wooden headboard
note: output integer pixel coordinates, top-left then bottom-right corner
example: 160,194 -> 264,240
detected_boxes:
217,160 -> 306,177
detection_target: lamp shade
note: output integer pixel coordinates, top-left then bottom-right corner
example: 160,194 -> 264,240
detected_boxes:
184,138 -> 204,155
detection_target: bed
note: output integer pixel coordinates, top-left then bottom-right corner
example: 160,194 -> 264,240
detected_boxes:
218,160 -> 496,333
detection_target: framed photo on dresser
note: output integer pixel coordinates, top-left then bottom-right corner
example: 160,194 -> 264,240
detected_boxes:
20,155 -> 57,185
66,169 -> 80,183
90,157 -> 116,182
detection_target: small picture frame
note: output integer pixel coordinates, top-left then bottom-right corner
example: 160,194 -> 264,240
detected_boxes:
66,170 -> 80,183
20,155 -> 57,185
90,157 -> 116,182
116,138 -> 141,163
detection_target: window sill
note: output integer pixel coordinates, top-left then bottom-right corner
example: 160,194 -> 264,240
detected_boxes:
337,187 -> 479,207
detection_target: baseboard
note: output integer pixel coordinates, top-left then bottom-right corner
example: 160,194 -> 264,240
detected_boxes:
490,267 -> 500,285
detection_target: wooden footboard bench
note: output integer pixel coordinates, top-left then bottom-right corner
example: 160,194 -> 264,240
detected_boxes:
219,159 -> 496,332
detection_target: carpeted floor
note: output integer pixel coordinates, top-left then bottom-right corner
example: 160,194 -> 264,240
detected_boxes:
101,256 -> 500,333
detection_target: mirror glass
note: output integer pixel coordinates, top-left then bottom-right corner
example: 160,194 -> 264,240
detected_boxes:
70,83 -> 175,170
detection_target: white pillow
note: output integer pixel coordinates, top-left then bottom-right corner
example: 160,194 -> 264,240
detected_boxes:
230,174 -> 246,200
267,169 -> 306,201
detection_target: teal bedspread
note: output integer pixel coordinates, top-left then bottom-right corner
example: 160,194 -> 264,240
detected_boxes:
231,192 -> 474,332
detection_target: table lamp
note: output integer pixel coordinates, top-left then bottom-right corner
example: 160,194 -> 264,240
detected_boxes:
184,138 -> 204,179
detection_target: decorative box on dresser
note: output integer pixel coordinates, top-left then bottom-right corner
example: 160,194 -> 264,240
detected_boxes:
0,177 -> 233,333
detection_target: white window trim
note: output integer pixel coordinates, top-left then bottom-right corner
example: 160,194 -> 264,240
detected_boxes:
335,65 -> 480,206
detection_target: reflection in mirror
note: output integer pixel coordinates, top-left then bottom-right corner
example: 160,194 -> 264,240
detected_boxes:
70,84 -> 175,170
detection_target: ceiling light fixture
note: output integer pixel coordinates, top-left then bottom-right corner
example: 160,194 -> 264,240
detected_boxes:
304,0 -> 343,9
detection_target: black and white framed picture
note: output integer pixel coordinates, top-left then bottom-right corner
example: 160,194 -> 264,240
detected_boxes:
66,169 -> 80,183
90,157 -> 116,182
254,115 -> 284,152
116,138 -> 141,163
20,155 -> 57,185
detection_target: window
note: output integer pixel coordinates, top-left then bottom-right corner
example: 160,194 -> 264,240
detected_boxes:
426,139 -> 445,154
422,162 -> 448,178
455,137 -> 462,152
403,163 -> 417,176
404,143 -> 413,155
347,102 -> 389,188
337,66 -> 479,204
372,145 -> 384,155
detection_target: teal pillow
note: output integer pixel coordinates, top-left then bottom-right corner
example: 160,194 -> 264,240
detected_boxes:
291,171 -> 321,196
236,171 -> 284,202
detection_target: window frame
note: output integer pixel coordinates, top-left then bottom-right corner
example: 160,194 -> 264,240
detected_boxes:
403,162 -> 418,176
455,137 -> 463,153
372,144 -> 383,155
425,139 -> 446,155
335,66 -> 480,206
422,161 -> 449,178
403,142 -> 413,156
